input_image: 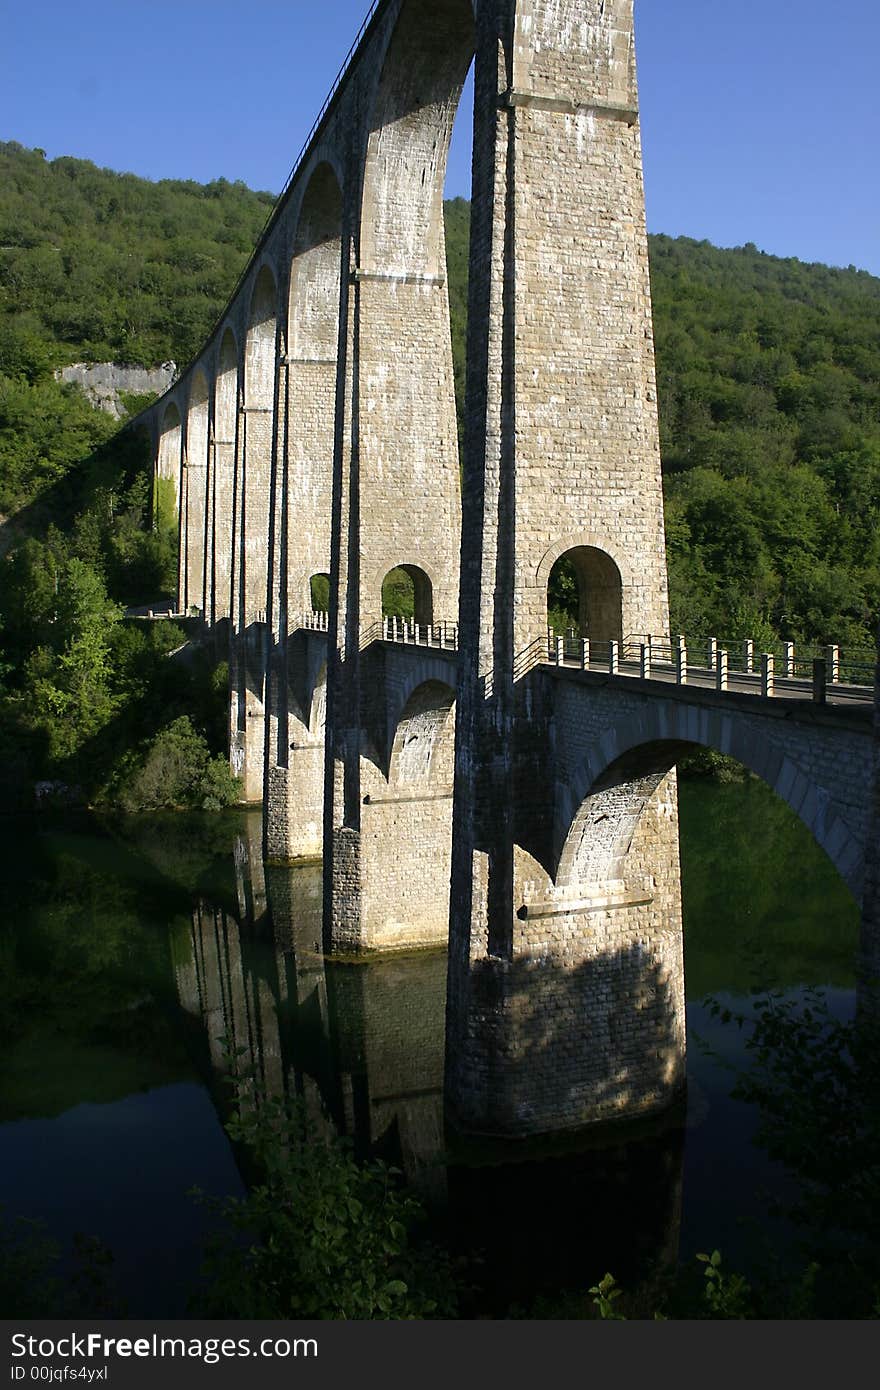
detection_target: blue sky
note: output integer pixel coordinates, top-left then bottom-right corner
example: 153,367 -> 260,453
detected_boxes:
3,0 -> 878,275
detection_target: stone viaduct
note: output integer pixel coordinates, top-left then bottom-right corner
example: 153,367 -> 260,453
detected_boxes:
137,0 -> 879,1139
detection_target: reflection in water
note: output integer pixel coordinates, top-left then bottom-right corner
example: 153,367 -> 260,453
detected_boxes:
171,814 -> 687,1306
0,774 -> 859,1314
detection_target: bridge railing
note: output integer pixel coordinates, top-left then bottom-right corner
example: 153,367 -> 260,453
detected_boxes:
301,610 -> 330,633
542,629 -> 875,703
291,612 -> 459,650
360,618 -> 459,652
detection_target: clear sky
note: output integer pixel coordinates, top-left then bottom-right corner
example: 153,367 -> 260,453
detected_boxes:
2,0 -> 878,275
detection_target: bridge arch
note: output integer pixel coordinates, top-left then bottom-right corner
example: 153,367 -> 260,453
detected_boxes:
388,677 -> 456,788
232,264 -> 279,802
556,704 -> 862,897
381,563 -> 434,626
384,655 -> 460,762
281,162 -> 341,630
245,264 -> 278,411
288,162 -> 343,360
359,671 -> 458,949
542,540 -> 624,643
156,400 -> 182,518
360,0 -> 475,277
211,328 -> 238,622
184,369 -> 210,614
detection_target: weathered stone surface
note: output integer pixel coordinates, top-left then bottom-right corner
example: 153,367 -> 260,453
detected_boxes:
137,0 -> 878,1138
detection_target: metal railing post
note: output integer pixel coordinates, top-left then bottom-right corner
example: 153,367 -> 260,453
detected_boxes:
707,636 -> 717,671
761,652 -> 774,697
608,640 -> 619,675
555,635 -> 564,665
743,639 -> 754,674
676,636 -> 687,685
716,649 -> 728,691
826,644 -> 840,683
640,642 -> 651,680
783,641 -> 795,678
580,638 -> 590,670
812,658 -> 827,704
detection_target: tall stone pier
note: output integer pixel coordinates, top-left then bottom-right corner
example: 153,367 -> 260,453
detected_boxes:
446,0 -> 686,1137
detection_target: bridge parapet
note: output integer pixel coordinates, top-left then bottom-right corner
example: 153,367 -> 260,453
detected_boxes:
363,618 -> 459,652
543,631 -> 874,709
289,613 -> 460,653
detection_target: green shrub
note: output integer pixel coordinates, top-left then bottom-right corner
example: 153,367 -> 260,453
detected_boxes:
118,715 -> 240,812
193,1093 -> 458,1319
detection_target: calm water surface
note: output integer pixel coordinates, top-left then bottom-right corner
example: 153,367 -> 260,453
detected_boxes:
0,777 -> 859,1315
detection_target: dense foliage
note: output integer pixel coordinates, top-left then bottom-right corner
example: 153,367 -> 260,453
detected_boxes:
0,141 -> 273,370
0,141 -> 272,517
650,235 -> 880,649
2,138 -> 879,799
0,445 -> 237,808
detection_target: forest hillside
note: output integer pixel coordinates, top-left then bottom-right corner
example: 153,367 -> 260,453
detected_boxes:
2,138 -> 879,665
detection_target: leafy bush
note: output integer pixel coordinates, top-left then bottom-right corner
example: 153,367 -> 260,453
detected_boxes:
194,1092 -> 458,1319
706,985 -> 880,1316
117,716 -> 240,812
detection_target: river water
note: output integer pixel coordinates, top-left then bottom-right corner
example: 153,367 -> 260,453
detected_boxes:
0,776 -> 859,1316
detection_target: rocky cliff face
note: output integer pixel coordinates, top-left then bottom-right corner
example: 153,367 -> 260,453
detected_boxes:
55,361 -> 177,417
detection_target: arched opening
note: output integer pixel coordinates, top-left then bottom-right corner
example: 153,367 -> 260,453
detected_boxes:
289,163 -> 342,358
381,565 -> 433,626
245,265 -> 277,411
156,402 -> 181,522
360,677 -> 457,948
547,545 -> 623,643
309,573 -> 330,614
212,328 -> 238,623
232,265 -> 278,802
353,0 -> 473,634
557,735 -> 860,903
238,263 -> 277,628
361,0 -> 475,279
388,680 -> 456,788
548,731 -> 860,1271
185,370 -> 209,615
283,164 -> 342,643
557,742 -> 684,888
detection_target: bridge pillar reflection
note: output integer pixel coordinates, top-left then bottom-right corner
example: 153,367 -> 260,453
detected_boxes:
446,0 -> 686,1137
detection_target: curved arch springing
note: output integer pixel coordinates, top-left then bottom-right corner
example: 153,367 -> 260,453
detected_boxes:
361,0 -> 475,277
215,328 -> 238,435
288,163 -> 343,360
157,401 -> 182,519
388,679 -> 456,788
245,264 -> 278,409
184,370 -> 210,614
211,329 -> 238,622
547,545 -> 623,642
382,565 -> 434,626
558,712 -> 862,898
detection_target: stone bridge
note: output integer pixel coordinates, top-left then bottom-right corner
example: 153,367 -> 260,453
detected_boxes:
134,0 -> 879,1139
